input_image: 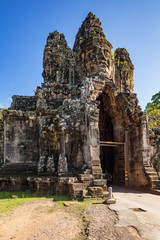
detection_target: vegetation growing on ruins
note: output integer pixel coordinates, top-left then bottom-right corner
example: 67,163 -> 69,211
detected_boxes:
0,108 -> 8,120
145,91 -> 160,132
0,109 -> 3,120
112,52 -> 117,58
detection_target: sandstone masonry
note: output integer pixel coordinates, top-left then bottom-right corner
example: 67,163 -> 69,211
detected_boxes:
0,12 -> 159,198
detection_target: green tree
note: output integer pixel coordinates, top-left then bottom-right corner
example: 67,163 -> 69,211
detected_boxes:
145,91 -> 160,132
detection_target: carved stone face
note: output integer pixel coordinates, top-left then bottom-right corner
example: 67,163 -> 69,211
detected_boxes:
80,42 -> 113,79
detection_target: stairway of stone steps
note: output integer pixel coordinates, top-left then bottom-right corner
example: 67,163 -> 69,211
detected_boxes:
144,164 -> 160,191
69,169 -> 108,200
0,163 -> 108,199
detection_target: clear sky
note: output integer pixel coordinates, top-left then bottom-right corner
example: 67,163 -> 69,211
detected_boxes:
0,0 -> 160,110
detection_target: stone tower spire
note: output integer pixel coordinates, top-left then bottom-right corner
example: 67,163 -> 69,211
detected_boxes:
73,12 -> 106,51
73,12 -> 114,80
114,48 -> 134,93
42,31 -> 78,85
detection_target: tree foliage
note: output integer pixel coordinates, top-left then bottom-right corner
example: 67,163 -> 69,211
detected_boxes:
145,91 -> 160,132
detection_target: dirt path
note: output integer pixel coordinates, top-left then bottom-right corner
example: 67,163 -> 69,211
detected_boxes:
0,199 -> 146,240
0,200 -> 81,240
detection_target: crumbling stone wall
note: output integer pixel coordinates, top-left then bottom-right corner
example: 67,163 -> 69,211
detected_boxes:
3,110 -> 39,164
10,96 -> 36,111
0,118 -> 4,165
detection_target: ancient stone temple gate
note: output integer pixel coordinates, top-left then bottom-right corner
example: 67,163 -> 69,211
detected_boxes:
0,12 -> 159,198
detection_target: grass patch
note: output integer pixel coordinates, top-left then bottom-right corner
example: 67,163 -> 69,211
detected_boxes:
53,194 -> 71,201
0,192 -> 72,216
0,191 -> 53,216
0,191 -> 50,199
0,198 -> 35,215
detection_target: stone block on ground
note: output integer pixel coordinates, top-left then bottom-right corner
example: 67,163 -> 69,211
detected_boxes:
106,198 -> 116,204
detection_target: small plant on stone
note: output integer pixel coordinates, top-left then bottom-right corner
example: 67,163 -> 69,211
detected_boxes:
112,52 -> 117,58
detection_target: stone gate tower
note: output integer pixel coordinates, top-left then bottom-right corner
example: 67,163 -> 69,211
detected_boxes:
0,13 -> 159,198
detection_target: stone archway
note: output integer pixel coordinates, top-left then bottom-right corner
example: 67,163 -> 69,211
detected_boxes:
99,105 -> 114,175
98,91 -> 126,185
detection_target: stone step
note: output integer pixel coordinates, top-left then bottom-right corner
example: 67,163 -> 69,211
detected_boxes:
146,171 -> 157,175
143,164 -> 150,167
69,182 -> 84,200
78,174 -> 94,187
79,174 -> 93,179
152,184 -> 160,189
151,180 -> 160,184
152,188 -> 160,194
88,186 -> 104,198
149,175 -> 159,181
145,167 -> 157,173
84,169 -> 92,174
83,195 -> 92,200
92,166 -> 102,179
151,180 -> 160,188
71,182 -> 83,190
93,179 -> 107,186
144,165 -> 160,191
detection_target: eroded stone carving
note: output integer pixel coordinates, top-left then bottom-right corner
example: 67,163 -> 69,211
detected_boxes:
58,154 -> 68,174
46,155 -> 55,174
74,12 -> 114,80
38,156 -> 45,175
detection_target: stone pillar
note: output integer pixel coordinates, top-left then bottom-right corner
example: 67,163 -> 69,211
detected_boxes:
141,113 -> 150,165
39,131 -> 48,174
0,118 -> 4,165
88,103 -> 102,179
58,129 -> 68,175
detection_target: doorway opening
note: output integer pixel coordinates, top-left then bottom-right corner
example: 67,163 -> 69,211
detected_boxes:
98,93 -> 126,186
99,108 -> 114,178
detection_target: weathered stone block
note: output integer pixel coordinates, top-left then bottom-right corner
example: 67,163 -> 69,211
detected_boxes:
93,179 -> 107,186
90,147 -> 99,160
91,159 -> 101,166
106,198 -> 116,204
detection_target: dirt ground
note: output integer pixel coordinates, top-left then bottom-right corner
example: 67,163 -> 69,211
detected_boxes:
0,200 -> 145,240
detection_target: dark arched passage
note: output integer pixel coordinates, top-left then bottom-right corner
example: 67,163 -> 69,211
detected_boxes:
98,92 -> 126,185
99,109 -> 114,175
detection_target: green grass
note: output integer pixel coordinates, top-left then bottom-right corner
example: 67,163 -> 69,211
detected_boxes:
0,192 -> 74,216
0,191 -> 53,216
0,191 -> 39,199
53,194 -> 71,201
0,198 -> 35,215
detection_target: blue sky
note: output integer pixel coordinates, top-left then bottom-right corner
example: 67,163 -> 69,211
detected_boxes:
0,0 -> 160,110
